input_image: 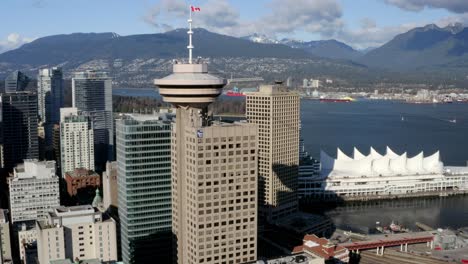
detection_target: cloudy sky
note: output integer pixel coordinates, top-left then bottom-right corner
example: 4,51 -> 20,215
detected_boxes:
1,0 -> 468,53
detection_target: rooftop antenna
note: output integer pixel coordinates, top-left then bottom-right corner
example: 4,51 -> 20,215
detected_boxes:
188,6 -> 194,64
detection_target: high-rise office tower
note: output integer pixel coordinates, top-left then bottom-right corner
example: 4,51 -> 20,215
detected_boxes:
0,92 -> 39,171
36,205 -> 118,264
38,67 -> 63,146
60,107 -> 95,176
4,71 -> 30,93
155,16 -> 258,264
246,84 -> 300,222
72,71 -> 113,170
116,113 -> 173,264
8,160 -> 60,225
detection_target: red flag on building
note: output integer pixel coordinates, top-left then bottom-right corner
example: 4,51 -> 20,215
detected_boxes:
191,6 -> 201,12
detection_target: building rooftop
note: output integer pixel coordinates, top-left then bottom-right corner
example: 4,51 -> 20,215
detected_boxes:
53,205 -> 96,215
293,234 -> 349,261
321,147 -> 445,178
65,168 -> 98,178
119,113 -> 175,123
73,70 -> 109,79
50,259 -> 101,264
259,253 -> 319,264
13,159 -> 56,180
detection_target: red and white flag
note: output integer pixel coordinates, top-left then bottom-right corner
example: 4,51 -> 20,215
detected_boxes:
191,6 -> 201,12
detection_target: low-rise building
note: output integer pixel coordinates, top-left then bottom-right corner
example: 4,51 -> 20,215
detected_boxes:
36,205 -> 117,264
292,234 -> 349,263
64,168 -> 100,196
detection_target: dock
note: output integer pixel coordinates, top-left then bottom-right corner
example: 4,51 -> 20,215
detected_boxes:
415,222 -> 434,231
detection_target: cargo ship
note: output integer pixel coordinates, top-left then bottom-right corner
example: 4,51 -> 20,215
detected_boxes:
226,87 -> 244,97
319,96 -> 355,103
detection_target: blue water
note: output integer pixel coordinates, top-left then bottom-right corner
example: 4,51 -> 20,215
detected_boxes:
301,99 -> 468,166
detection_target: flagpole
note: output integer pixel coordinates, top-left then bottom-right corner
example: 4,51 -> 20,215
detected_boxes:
188,6 -> 194,64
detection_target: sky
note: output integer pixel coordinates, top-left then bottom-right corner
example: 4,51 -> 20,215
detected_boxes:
1,0 -> 468,53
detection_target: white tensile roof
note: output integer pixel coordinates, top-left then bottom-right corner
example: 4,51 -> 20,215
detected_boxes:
321,147 -> 444,177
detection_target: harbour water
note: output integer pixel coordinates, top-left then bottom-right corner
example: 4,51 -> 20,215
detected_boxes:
113,88 -> 468,230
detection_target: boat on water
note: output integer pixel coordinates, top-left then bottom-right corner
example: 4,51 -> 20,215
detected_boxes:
319,96 -> 355,103
449,118 -> 457,124
225,87 -> 245,97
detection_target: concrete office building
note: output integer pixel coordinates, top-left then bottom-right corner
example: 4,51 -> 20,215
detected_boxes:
4,71 -> 29,93
0,209 -> 12,264
0,92 -> 39,171
8,160 -> 60,224
36,205 -> 118,264
116,114 -> 173,264
60,108 -> 95,176
102,161 -> 118,211
154,19 -> 258,264
37,67 -> 63,146
72,71 -> 113,168
246,84 -> 300,221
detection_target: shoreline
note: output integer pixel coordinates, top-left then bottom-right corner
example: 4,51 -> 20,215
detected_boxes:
300,189 -> 468,205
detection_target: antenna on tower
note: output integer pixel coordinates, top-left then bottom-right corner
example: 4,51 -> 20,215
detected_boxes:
187,6 -> 194,64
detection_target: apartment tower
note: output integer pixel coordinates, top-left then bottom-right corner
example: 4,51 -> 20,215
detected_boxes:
154,13 -> 258,264
246,84 -> 300,222
60,108 -> 95,176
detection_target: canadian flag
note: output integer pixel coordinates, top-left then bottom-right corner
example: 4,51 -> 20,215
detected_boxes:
191,6 -> 201,12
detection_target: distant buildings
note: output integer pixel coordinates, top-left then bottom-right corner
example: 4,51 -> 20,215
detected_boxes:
116,114 -> 173,264
72,71 -> 113,169
155,57 -> 258,263
246,84 -> 300,221
36,205 -> 118,264
4,71 -> 29,93
60,108 -> 95,176
0,92 -> 39,171
0,209 -> 12,264
64,168 -> 100,197
37,67 -> 64,146
8,160 -> 60,224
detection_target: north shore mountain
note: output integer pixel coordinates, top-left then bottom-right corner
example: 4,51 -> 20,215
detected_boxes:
358,23 -> 468,71
3,25 -> 468,86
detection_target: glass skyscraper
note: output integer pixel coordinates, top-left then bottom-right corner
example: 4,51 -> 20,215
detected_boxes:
116,113 -> 173,264
4,71 -> 30,93
0,92 -> 39,171
72,71 -> 113,170
37,67 -> 63,146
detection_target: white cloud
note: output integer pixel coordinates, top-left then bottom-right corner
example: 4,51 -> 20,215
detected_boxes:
383,0 -> 468,13
141,0 -> 468,49
143,0 -> 344,38
336,22 -> 420,49
0,33 -> 36,53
